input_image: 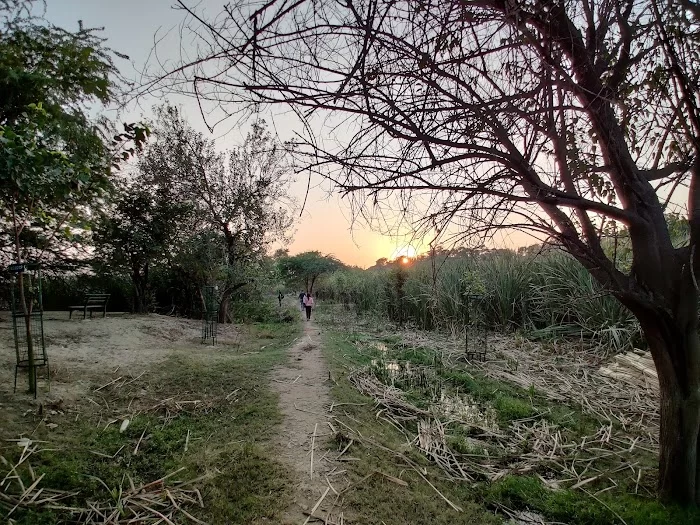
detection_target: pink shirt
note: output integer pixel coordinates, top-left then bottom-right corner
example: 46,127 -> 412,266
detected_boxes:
304,296 -> 314,307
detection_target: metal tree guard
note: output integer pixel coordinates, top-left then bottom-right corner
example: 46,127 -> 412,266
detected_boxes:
464,293 -> 488,361
9,263 -> 49,397
201,285 -> 219,345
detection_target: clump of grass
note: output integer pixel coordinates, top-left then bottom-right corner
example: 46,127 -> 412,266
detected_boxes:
333,431 -> 352,450
446,434 -> 490,456
442,369 -> 529,403
484,475 -> 700,525
394,345 -> 438,366
493,395 -> 536,422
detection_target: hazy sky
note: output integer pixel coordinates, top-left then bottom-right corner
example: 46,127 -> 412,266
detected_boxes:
43,0 -> 526,267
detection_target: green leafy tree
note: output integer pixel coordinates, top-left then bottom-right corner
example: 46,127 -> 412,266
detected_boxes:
146,106 -> 295,322
278,251 -> 343,294
94,182 -> 192,313
95,108 -> 209,314
0,3 -> 146,392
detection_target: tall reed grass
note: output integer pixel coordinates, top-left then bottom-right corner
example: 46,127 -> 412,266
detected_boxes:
318,249 -> 641,352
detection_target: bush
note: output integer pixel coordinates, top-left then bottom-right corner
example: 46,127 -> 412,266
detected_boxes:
234,302 -> 298,324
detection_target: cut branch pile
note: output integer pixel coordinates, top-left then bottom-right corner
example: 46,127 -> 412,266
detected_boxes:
448,336 -> 659,446
598,350 -> 658,395
348,365 -> 656,496
1,441 -> 206,524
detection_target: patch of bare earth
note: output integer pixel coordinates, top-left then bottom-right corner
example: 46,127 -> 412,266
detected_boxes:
272,316 -> 345,524
0,312 -> 242,435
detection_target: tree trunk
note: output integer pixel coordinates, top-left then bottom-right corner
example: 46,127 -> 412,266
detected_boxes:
12,202 -> 35,394
218,288 -> 234,324
132,261 -> 148,314
217,281 -> 250,323
640,315 -> 700,505
17,271 -> 36,394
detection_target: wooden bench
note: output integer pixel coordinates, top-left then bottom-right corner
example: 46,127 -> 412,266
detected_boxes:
68,293 -> 110,319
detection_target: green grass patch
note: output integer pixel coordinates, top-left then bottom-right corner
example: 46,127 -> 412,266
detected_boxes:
443,369 -> 530,404
493,395 -> 536,422
2,321 -> 300,524
485,475 -> 700,525
393,345 -> 439,366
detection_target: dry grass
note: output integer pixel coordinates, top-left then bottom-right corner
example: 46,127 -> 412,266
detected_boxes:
315,306 -> 697,525
2,442 -> 206,524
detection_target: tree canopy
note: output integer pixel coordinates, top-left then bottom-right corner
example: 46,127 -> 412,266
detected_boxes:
0,3 -> 147,268
95,105 -> 296,319
278,251 -> 343,293
0,0 -> 148,393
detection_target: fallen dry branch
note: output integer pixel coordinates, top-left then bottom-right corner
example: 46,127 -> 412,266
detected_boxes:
310,423 -> 318,480
302,487 -> 330,525
599,350 -> 658,395
346,363 -> 655,496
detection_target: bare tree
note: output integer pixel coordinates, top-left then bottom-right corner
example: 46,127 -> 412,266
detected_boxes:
149,0 -> 700,504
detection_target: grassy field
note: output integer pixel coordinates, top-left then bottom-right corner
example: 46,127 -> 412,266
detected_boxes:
1,316 -> 300,524
315,305 -> 700,525
4,303 -> 700,524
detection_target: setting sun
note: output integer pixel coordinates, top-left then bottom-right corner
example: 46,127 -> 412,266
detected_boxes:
391,245 -> 418,261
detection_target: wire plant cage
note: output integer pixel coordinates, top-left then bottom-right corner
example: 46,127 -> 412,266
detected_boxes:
9,262 -> 49,397
464,293 -> 488,362
201,285 -> 219,345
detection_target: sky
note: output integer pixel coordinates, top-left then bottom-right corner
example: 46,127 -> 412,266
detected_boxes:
42,0 -> 529,267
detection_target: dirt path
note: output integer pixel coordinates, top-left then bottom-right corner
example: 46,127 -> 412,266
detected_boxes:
272,313 -> 341,524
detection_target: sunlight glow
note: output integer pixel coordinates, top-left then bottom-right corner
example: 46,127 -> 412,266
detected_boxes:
401,256 -> 410,265
391,245 -> 418,260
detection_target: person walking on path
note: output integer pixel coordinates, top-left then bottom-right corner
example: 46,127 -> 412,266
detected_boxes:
298,291 -> 306,311
303,293 -> 315,321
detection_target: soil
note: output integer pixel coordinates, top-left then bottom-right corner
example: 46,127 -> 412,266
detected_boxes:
0,311 -> 243,434
272,312 -> 343,524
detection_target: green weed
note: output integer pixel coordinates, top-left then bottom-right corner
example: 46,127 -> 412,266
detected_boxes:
485,475 -> 700,525
493,395 -> 536,422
